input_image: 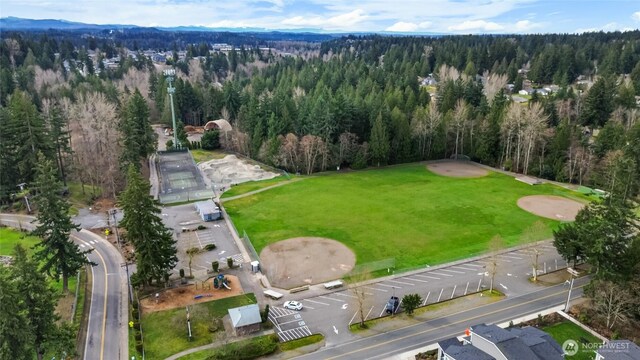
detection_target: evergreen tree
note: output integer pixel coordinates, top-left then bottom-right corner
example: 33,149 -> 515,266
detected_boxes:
32,153 -> 93,292
119,89 -> 155,172
201,130 -> 220,150
581,77 -> 615,127
370,113 -> 390,166
13,245 -> 59,360
45,104 -> 72,187
0,262 -> 33,360
119,165 -> 177,286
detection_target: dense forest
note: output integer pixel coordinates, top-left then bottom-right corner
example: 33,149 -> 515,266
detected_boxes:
1,31 -> 639,201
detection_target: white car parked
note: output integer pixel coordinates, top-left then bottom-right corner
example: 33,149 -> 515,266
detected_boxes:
283,300 -> 303,311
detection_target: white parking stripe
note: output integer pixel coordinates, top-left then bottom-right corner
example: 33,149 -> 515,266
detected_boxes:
461,263 -> 483,268
304,299 -> 331,306
377,283 -> 401,289
364,286 -> 388,292
404,277 -> 430,283
413,274 -> 440,280
319,295 -> 345,302
80,244 -> 85,248
439,269 -> 465,274
303,305 -> 315,310
428,272 -> 454,277
499,254 -> 522,260
335,292 -> 357,299
451,266 -> 476,271
386,279 -> 415,286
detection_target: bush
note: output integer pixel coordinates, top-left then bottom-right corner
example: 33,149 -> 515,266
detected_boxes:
227,257 -> 234,269
179,268 -> 185,278
197,225 -> 207,230
212,261 -> 219,272
135,341 -> 143,354
133,321 -> 141,330
132,301 -> 139,310
202,130 -> 221,150
135,332 -> 142,341
261,304 -> 270,323
131,309 -> 139,319
204,243 -> 217,251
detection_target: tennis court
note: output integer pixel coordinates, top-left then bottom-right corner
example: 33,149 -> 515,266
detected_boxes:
156,150 -> 214,204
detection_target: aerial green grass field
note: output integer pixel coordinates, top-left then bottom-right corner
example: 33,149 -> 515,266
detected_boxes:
0,227 -> 40,255
543,321 -> 601,360
224,163 -> 588,271
141,293 -> 257,359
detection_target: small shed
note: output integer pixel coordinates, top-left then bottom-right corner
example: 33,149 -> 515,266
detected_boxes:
194,200 -> 222,221
228,304 -> 262,336
204,119 -> 232,132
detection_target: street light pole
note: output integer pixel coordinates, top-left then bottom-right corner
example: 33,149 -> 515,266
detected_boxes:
163,69 -> 179,149
111,209 -> 133,304
565,267 -> 579,312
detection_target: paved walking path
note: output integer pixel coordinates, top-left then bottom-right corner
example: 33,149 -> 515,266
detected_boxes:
220,177 -> 305,202
164,330 -> 275,360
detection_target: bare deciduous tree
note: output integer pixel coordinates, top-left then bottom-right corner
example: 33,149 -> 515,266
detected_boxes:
277,133 -> 301,173
591,280 -> 634,329
487,235 -> 504,293
349,271 -> 372,328
337,132 -> 359,166
521,221 -> 547,282
300,135 -> 327,175
483,71 -> 508,106
451,99 -> 469,158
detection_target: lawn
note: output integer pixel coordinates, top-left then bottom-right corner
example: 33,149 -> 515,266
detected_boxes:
190,149 -> 227,163
543,321 -> 601,360
225,163 -> 588,271
0,227 -> 40,255
141,293 -> 257,359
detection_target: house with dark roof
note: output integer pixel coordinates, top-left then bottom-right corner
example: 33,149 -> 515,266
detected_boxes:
596,340 -> 640,360
437,323 -> 564,360
228,304 -> 262,336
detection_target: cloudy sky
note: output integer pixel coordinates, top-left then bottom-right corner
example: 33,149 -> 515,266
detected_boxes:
3,0 -> 640,33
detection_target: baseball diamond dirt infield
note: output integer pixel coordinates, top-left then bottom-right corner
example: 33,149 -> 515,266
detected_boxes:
427,161 -> 489,177
517,195 -> 585,221
260,237 -> 356,289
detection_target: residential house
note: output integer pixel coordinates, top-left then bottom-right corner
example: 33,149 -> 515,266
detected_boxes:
437,323 -> 564,360
228,304 -> 262,336
595,340 -> 640,360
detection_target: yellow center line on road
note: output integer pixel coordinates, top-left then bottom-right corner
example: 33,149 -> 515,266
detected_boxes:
326,284 -> 587,360
72,232 -> 109,360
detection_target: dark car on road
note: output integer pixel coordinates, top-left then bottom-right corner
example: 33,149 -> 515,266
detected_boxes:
385,296 -> 399,314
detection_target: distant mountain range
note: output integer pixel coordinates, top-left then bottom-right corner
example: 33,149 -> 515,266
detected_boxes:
0,16 -> 445,36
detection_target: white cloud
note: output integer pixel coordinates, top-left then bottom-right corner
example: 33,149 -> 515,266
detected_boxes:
448,20 -> 504,32
385,20 -> 432,32
281,9 -> 368,29
632,11 -> 640,22
575,22 -> 635,34
386,22 -> 418,32
515,20 -> 542,32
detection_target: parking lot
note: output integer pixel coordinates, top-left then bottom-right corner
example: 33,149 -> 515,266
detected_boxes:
262,242 -> 568,344
268,306 -> 313,342
160,204 -> 245,278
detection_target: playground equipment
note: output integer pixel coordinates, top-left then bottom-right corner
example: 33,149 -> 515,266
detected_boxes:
213,274 -> 231,290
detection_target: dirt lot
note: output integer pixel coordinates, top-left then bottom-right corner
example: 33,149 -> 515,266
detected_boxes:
199,155 -> 279,187
517,195 -> 585,221
140,275 -> 243,313
427,161 -> 489,177
260,237 -> 356,289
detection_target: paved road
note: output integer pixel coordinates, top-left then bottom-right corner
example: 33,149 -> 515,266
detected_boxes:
0,214 -> 128,360
292,276 -> 589,360
266,241 -> 569,345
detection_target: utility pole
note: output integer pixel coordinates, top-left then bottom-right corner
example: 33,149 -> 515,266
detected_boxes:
565,267 -> 579,312
163,69 -> 179,149
110,208 -> 133,303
